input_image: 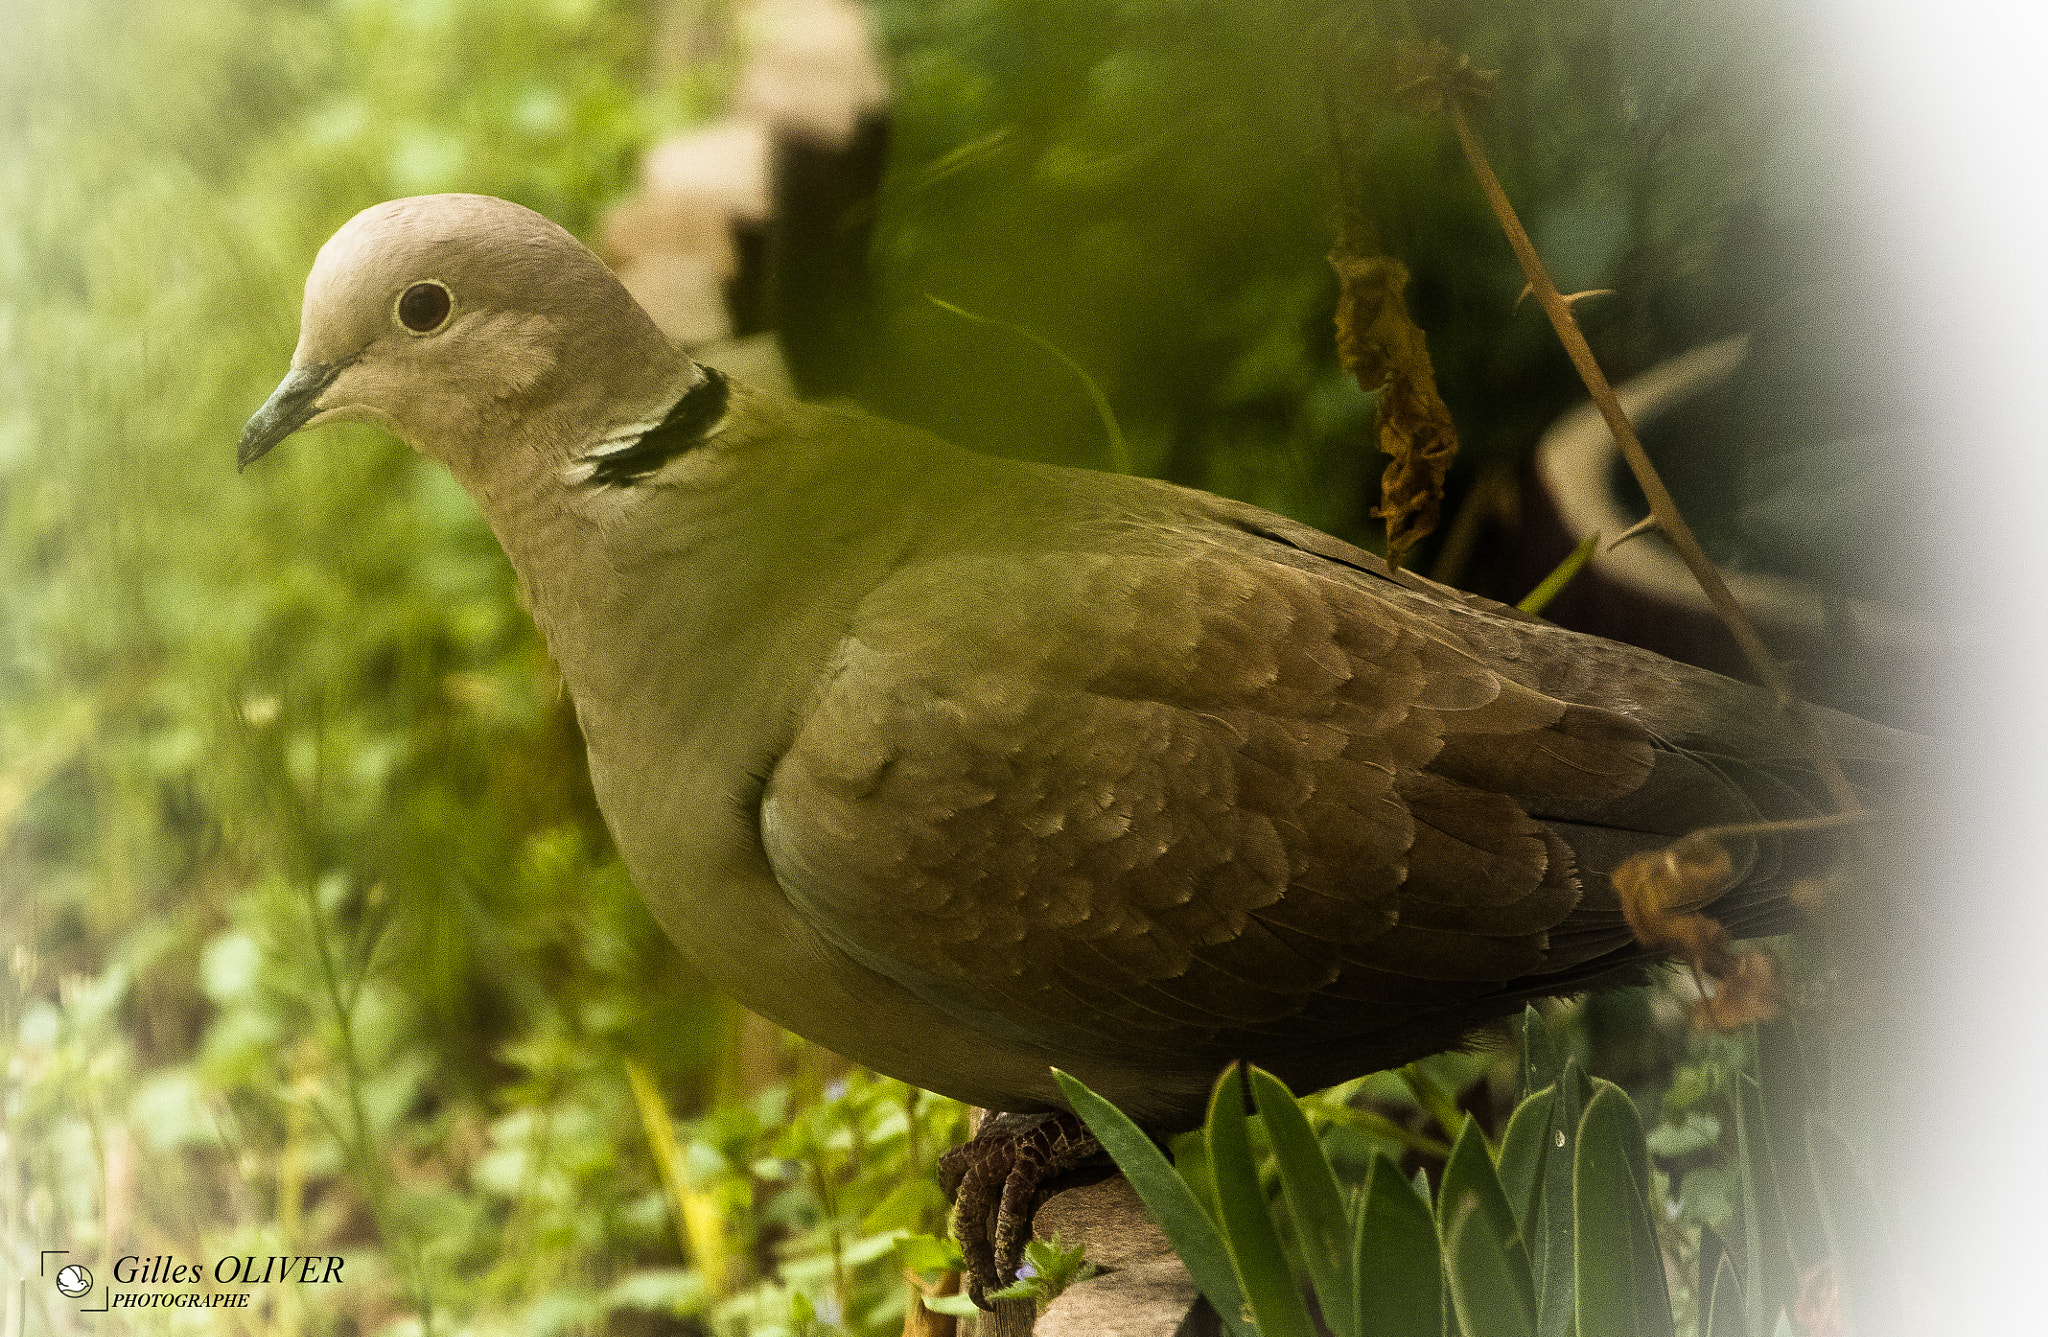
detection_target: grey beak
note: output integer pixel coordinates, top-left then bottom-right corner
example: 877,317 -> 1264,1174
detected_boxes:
237,361 -> 346,471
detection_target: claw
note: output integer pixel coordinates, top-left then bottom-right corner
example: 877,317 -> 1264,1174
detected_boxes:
938,1111 -> 1107,1309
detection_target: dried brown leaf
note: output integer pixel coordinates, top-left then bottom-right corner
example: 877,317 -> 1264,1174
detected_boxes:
1692,949 -> 1782,1030
1329,252 -> 1460,568
1615,833 -> 1780,1029
1614,834 -> 1737,949
1795,1260 -> 1847,1337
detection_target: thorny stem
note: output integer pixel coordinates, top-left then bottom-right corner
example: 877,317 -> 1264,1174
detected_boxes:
1442,96 -> 1864,817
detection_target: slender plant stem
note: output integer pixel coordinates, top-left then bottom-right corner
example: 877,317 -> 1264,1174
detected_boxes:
300,694 -> 437,1334
1517,532 -> 1599,616
813,1160 -> 853,1323
1442,97 -> 1863,816
1682,811 -> 1877,847
304,878 -> 436,1335
927,294 -> 1133,475
1398,1062 -> 1470,1146
1317,1107 -> 1455,1162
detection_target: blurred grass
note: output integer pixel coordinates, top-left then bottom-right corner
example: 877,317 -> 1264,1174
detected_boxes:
1,0 -> 1890,1333
0,2 -> 795,1332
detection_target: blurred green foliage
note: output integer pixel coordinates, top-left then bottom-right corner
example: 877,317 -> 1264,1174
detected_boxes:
2,0 -> 1890,1333
0,1 -> 888,1332
853,0 -> 1858,567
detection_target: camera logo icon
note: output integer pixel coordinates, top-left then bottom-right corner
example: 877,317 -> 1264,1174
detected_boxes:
55,1264 -> 92,1298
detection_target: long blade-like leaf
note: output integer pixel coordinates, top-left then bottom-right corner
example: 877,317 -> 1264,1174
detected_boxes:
1754,1021 -> 1826,1272
1445,1191 -> 1538,1337
1520,1005 -> 1561,1105
1733,1070 -> 1795,1337
1208,1065 -> 1318,1337
1250,1066 -> 1355,1337
1805,1115 -> 1900,1337
1573,1081 -> 1674,1337
1497,1084 -> 1557,1236
1356,1152 -> 1445,1337
1704,1250 -> 1751,1337
1535,1058 -> 1589,1337
1437,1116 -> 1535,1316
1054,1068 -> 1253,1337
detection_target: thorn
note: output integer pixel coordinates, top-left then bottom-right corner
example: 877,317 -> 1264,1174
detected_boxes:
1606,515 -> 1661,551
1515,286 -> 1612,315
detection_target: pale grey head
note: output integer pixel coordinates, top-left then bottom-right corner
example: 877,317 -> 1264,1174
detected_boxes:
237,194 -> 684,481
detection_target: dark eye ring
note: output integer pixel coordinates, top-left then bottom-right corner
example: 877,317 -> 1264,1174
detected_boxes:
396,281 -> 453,334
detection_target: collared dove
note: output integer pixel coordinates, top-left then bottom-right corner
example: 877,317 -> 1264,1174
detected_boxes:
240,194 -> 1909,1301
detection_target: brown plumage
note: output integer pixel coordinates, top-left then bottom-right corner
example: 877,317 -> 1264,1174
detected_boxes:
239,194 -> 1907,1134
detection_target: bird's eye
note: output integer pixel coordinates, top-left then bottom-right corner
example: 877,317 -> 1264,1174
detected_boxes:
397,281 -> 453,333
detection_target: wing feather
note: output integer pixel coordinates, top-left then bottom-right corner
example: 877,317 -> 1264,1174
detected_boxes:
760,533 -> 1680,1067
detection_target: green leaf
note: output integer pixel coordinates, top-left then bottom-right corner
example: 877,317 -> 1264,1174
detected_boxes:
1520,1005 -> 1561,1104
1572,1082 -> 1674,1337
983,1232 -> 1101,1308
1401,1061 -> 1468,1142
1208,1065 -> 1318,1337
1681,1166 -> 1735,1233
1704,1251 -> 1751,1337
1171,1127 -> 1223,1226
1437,1115 -> 1533,1319
1355,1153 -> 1445,1337
1249,1066 -> 1355,1337
893,1232 -> 963,1279
1497,1084 -> 1557,1236
1645,1111 -> 1721,1159
861,1176 -> 948,1233
1054,1068 -> 1254,1337
1315,1102 -> 1455,1161
1754,1020 -> 1826,1271
1016,1231 -> 1099,1303
1445,1190 -> 1539,1337
922,1291 -> 984,1318
1534,1059 -> 1590,1337
1805,1116 -> 1901,1337
1732,1071 -> 1796,1337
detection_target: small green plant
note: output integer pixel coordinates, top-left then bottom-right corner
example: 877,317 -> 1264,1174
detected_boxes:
1056,1005 -> 1892,1337
916,1230 -> 1097,1318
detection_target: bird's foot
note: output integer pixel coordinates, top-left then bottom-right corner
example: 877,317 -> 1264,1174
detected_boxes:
938,1110 -> 1109,1309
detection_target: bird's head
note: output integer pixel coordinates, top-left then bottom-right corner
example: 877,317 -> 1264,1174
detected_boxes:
237,194 -> 680,479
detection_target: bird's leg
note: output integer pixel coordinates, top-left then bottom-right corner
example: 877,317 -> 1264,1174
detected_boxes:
937,1110 -> 1108,1309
